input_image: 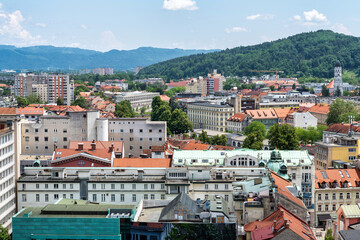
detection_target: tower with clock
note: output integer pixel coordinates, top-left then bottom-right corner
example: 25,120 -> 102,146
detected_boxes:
334,60 -> 343,95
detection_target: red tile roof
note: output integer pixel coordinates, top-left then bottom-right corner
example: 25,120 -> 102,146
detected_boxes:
53,148 -> 112,160
69,141 -> 123,152
308,104 -> 329,115
270,171 -> 306,208
227,113 -> 248,122
315,169 -> 360,189
182,142 -> 210,150
166,80 -> 190,87
113,158 -> 171,168
244,206 -> 315,240
17,107 -> 44,115
246,109 -> 278,119
160,95 -> 170,102
327,80 -> 334,89
0,108 -> 16,115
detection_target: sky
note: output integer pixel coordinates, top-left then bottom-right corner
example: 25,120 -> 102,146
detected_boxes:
0,0 -> 359,52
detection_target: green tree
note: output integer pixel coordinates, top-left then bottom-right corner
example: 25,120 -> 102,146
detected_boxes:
268,124 -> 299,150
269,85 -> 275,91
72,96 -> 91,109
245,121 -> 266,138
169,109 -> 193,134
74,85 -> 90,96
114,100 -> 135,118
151,96 -> 164,121
26,94 -> 42,104
56,97 -> 65,105
165,86 -> 186,98
0,225 -> 11,240
335,86 -> 341,97
166,223 -> 236,240
326,98 -> 360,125
292,83 -> 296,89
321,85 -> 330,97
140,106 -> 146,116
243,131 -> 264,150
198,130 -> 211,144
191,132 -> 198,139
16,97 -> 29,107
324,229 -> 334,240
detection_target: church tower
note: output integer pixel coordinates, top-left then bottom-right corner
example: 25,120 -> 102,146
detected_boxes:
334,60 -> 343,95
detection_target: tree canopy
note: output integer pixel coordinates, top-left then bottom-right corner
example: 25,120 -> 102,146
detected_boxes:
71,96 -> 91,109
245,121 -> 266,137
0,225 -> 11,240
296,126 -> 326,145
326,98 -> 360,125
57,97 -> 65,106
268,124 -> 300,150
165,86 -> 186,98
243,131 -> 264,150
114,100 -> 135,118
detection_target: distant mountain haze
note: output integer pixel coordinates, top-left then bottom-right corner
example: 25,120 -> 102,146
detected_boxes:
139,30 -> 360,79
0,46 -> 218,71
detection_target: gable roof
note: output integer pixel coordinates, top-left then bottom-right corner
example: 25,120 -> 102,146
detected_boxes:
327,80 -> 334,89
159,193 -> 201,221
315,169 -> 360,189
244,206 -> 315,240
270,171 -> 306,208
246,109 -> 278,119
324,123 -> 360,135
308,104 -> 329,115
69,141 -> 123,152
227,113 -> 248,122
338,205 -> 360,219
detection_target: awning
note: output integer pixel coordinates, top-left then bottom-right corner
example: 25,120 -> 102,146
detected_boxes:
318,214 -> 332,222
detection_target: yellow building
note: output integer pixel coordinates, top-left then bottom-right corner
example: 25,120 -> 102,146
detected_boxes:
185,77 -> 207,96
315,136 -> 360,169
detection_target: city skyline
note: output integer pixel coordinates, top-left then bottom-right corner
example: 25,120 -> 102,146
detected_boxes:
0,0 -> 359,51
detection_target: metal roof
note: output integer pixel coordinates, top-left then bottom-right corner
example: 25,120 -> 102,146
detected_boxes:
341,205 -> 360,218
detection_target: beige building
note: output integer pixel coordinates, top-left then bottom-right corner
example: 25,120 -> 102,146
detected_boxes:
187,102 -> 234,132
185,77 -> 207,96
314,169 -> 360,227
32,84 -> 48,103
110,91 -> 159,112
107,118 -> 167,157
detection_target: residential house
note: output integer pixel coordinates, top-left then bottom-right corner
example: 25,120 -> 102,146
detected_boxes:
308,104 -> 330,125
227,113 -> 252,133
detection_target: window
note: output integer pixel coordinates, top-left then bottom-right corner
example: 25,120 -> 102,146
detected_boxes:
161,194 -> 165,200
159,138 -> 162,141
349,156 -> 356,161
349,148 -> 356,152
325,205 -> 329,211
132,184 -> 136,190
357,193 -> 360,199
45,184 -> 48,189
144,194 -> 148,200
149,129 -> 152,133
132,194 -> 136,202
332,193 -> 336,200
101,194 -> 105,202
101,184 -> 105,190
44,129 -> 48,133
44,137 -> 48,141
35,129 -> 38,133
63,137 -> 67,141
161,184 -> 165,189
120,194 -> 125,202
63,194 -> 66,199
325,194 -> 328,200
151,194 -> 155,200
140,138 -> 143,141
54,129 -> 58,133
151,184 -> 155,189
347,193 -> 351,199
318,205 -> 322,211
159,129 -> 162,133
111,194 -> 115,202
36,184 -> 39,189
54,194 -> 59,200
225,184 -> 229,190
318,194 -> 322,200
25,137 -> 29,142
63,184 -> 66,189
54,184 -> 58,189
63,129 -> 67,133
45,194 -> 49,202
35,137 -> 40,141
25,129 -> 29,133
205,184 -> 208,190
70,194 -> 73,199
45,146 -> 48,150
130,137 -> 134,141
144,184 -> 148,190
130,129 -> 133,133
149,138 -> 152,141
215,184 -> 219,190
333,204 -> 336,211
130,146 -> 133,150
93,184 -> 96,189
120,184 -> 124,189
140,129 -> 143,133
225,195 -> 229,201
93,194 -> 97,202
111,184 -> 115,190
70,184 -> 73,189
340,193 -> 343,200
22,184 -> 26,190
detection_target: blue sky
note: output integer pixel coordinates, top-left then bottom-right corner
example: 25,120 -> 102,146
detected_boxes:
0,0 -> 358,51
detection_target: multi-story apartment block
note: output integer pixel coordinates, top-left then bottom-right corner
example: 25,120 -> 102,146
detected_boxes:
206,70 -> 224,95
14,73 -> 74,105
314,169 -> 360,227
110,92 -> 159,111
185,77 -> 207,96
16,166 -> 265,210
187,102 -> 234,132
106,118 -> 167,157
93,68 -> 113,75
226,113 -> 252,133
0,123 -> 16,232
285,111 -> 318,129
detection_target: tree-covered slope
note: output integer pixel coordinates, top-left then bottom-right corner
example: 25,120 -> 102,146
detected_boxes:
139,30 -> 360,79
0,46 -> 217,71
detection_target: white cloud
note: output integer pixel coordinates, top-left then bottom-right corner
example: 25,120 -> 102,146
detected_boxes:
225,27 -> 248,34
163,0 -> 198,11
332,23 -> 352,35
100,30 -> 123,51
303,9 -> 327,22
35,22 -> 46,28
293,15 -> 302,21
246,14 -> 274,20
81,24 -> 87,30
0,8 -> 40,44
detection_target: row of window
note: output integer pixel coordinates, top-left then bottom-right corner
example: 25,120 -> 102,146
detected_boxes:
204,184 -> 230,190
0,133 -> 12,145
25,136 -> 68,142
0,188 -> 14,203
317,203 -> 356,212
0,144 -> 13,157
0,155 -> 13,168
92,183 -> 165,190
317,192 -> 360,200
0,166 -> 13,179
0,178 -> 13,192
25,128 -> 70,133
109,128 -> 162,133
22,183 -> 74,190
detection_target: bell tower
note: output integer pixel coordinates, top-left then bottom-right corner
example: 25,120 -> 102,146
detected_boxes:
334,60 -> 343,95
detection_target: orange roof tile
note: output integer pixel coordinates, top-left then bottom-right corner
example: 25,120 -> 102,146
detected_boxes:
227,113 -> 248,122
246,109 -> 278,119
308,104 -> 329,115
273,108 -> 292,119
69,141 -> 123,152
0,108 -> 16,115
160,95 -> 170,102
182,142 -> 210,150
244,206 -> 315,240
270,171 -> 306,208
113,158 -> 171,168
16,107 -> 44,115
53,148 -> 112,160
315,169 -> 360,189
327,80 -> 334,89
166,80 -> 190,87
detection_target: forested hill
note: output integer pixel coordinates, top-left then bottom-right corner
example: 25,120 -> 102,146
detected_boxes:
0,46 -> 217,71
139,30 -> 360,79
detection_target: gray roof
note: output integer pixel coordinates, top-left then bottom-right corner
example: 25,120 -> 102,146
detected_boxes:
272,228 -> 304,240
159,193 -> 201,221
339,230 -> 360,240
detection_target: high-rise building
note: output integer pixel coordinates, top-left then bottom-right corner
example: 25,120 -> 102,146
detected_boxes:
334,60 -> 343,95
14,74 -> 74,105
206,69 -> 225,95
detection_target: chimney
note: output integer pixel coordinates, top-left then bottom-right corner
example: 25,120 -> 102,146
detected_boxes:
78,143 -> 83,151
91,141 -> 96,151
109,143 -> 114,152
